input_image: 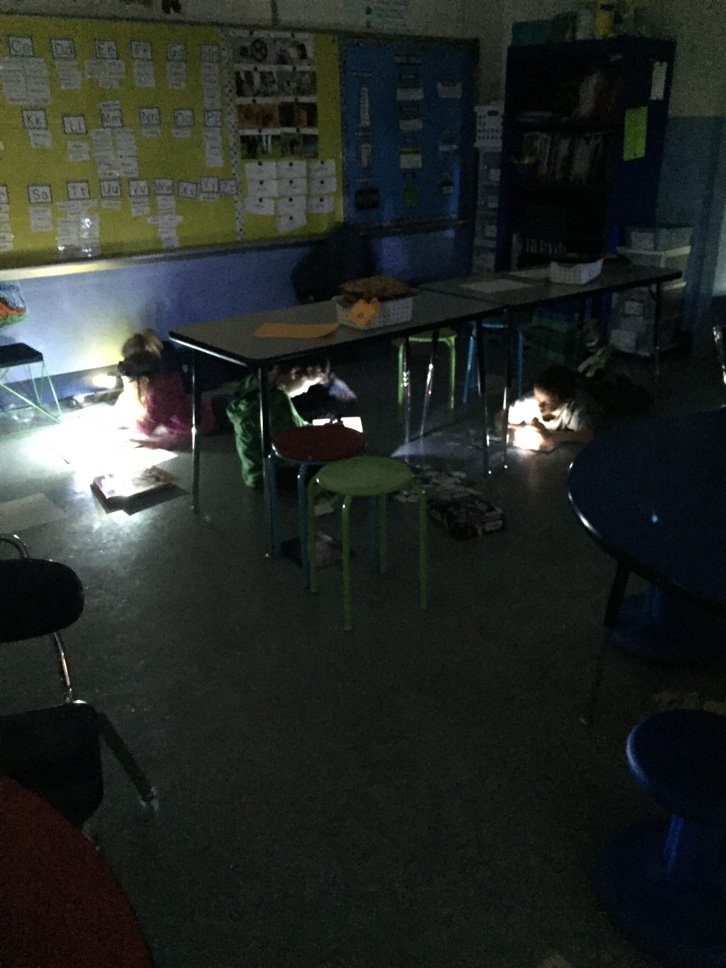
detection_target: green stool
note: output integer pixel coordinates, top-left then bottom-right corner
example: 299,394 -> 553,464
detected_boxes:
397,328 -> 457,417
307,456 -> 427,632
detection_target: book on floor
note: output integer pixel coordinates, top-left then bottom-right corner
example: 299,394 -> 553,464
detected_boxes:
91,466 -> 175,507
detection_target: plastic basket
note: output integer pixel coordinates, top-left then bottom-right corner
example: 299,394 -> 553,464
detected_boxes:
334,295 -> 415,330
549,258 -> 603,285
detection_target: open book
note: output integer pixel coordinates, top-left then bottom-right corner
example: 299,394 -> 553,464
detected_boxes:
92,466 -> 175,507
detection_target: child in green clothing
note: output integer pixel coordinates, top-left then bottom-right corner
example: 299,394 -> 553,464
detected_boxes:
227,359 -> 331,488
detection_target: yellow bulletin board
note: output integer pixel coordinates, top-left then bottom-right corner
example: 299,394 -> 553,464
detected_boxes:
0,16 -> 344,267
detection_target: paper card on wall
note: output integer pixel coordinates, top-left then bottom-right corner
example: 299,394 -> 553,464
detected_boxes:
437,81 -> 462,99
277,160 -> 306,179
277,211 -> 307,234
245,160 -> 277,180
308,159 -> 336,178
29,207 -> 53,231
277,195 -> 307,215
134,61 -> 155,87
399,149 -> 422,170
245,195 -> 275,216
308,176 -> 337,194
278,177 -> 307,196
307,195 -> 335,215
623,106 -> 647,161
67,140 -> 90,162
29,130 -> 52,149
248,178 -> 279,198
650,61 -> 668,101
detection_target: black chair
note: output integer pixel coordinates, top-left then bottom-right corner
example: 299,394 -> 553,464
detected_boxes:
0,534 -> 157,827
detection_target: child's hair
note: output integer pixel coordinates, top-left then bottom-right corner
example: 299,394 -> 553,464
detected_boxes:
121,328 -> 163,361
118,350 -> 162,380
533,364 -> 578,402
272,355 -> 330,384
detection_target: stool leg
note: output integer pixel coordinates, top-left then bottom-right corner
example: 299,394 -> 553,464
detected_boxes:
447,337 -> 456,412
297,461 -> 310,588
342,495 -> 354,631
307,478 -> 319,594
397,342 -> 404,417
419,330 -> 439,438
418,485 -> 428,610
379,492 -> 388,574
516,327 -> 525,400
368,496 -> 380,572
463,326 -> 476,405
268,457 -> 282,558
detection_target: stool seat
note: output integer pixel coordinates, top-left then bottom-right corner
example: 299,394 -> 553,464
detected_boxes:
627,709 -> 726,827
273,424 -> 366,464
597,708 -> 726,967
315,455 -> 413,498
308,456 -> 427,631
0,343 -> 43,366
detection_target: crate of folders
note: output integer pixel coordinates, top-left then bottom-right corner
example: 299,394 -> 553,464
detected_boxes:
611,225 -> 692,356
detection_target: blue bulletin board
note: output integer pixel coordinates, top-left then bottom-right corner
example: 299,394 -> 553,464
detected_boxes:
341,39 -> 476,226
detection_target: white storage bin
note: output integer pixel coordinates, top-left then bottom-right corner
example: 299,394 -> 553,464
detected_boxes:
616,245 -> 691,273
549,257 -> 603,285
334,295 -> 415,330
625,225 -> 692,251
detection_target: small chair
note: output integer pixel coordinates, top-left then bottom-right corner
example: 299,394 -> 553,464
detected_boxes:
268,423 -> 367,587
306,456 -> 427,631
597,708 -> 726,966
0,534 -> 156,827
0,342 -> 62,422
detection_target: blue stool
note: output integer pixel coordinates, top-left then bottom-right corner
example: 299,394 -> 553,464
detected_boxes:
269,423 -> 366,587
462,319 -> 525,405
597,709 -> 726,966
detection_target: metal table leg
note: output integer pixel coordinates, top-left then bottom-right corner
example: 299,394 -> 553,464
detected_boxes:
258,366 -> 274,556
419,328 -> 440,439
402,336 -> 412,444
191,352 -> 201,514
474,318 -> 491,475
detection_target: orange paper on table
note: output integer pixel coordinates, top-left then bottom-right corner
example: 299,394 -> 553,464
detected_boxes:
253,322 -> 339,339
349,298 -> 381,328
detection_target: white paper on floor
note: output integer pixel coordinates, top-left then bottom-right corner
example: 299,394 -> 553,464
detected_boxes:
0,493 -> 68,534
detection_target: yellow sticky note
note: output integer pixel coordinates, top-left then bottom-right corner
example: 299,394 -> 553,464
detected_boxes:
253,322 -> 339,339
623,106 -> 647,161
349,298 -> 381,328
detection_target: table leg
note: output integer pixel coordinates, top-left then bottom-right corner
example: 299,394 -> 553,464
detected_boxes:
258,366 -> 274,555
500,310 -> 516,470
191,351 -> 201,514
653,282 -> 663,386
402,336 -> 412,444
419,328 -> 440,439
581,560 -> 630,726
475,318 -> 491,475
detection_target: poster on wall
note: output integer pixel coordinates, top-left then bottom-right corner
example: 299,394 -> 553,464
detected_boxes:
342,40 -> 475,226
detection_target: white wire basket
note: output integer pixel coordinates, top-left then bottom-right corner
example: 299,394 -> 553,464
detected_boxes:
549,257 -> 603,285
334,295 -> 415,329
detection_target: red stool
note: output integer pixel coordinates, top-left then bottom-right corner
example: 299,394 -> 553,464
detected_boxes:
269,423 -> 366,586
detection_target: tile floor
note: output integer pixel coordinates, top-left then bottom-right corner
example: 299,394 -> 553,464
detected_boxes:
0,339 -> 724,968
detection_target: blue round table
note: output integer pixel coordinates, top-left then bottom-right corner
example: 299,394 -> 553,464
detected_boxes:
568,408 -> 726,663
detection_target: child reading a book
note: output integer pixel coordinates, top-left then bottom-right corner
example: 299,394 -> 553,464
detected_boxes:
117,350 -> 217,448
505,363 -> 597,451
226,358 -> 332,488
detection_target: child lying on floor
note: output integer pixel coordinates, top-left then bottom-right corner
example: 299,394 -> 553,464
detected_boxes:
505,363 -> 597,451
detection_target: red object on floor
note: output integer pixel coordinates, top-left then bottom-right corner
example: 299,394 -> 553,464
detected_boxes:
0,776 -> 153,968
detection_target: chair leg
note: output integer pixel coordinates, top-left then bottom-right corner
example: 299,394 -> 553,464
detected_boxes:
97,712 -> 157,811
581,561 -> 631,726
342,495 -> 354,632
397,341 -> 404,415
268,456 -> 282,558
52,632 -> 75,703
